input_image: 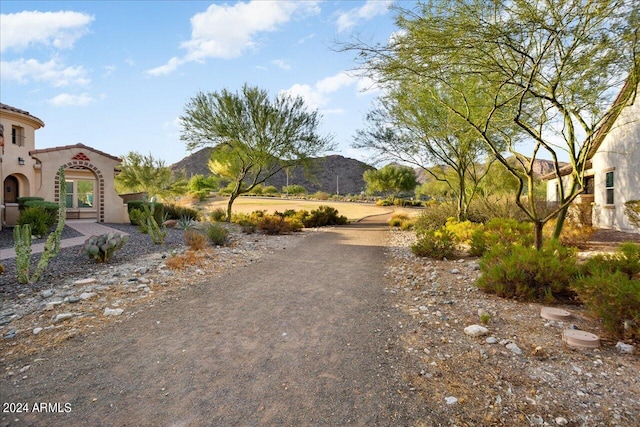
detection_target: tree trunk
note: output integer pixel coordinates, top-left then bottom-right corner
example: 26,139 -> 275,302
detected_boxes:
226,193 -> 238,222
553,180 -> 578,240
534,220 -> 544,250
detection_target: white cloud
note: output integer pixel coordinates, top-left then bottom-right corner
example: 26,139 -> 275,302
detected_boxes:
336,0 -> 392,32
103,65 -> 117,77
0,58 -> 90,87
271,59 -> 291,70
0,10 -> 93,52
48,93 -> 94,107
282,70 -> 379,112
148,1 -> 320,75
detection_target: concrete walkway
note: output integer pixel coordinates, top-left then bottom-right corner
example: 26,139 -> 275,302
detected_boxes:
0,220 -> 128,260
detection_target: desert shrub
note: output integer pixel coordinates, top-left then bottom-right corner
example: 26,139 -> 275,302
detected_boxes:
23,200 -> 58,228
376,198 -> 393,206
477,240 -> 578,302
206,223 -> 229,246
573,267 -> 640,339
302,206 -> 348,227
177,216 -> 197,230
443,217 -> 482,244
389,213 -> 410,227
17,196 -> 44,209
411,229 -> 456,260
247,184 -> 263,195
469,218 -> 534,256
580,242 -> 640,279
283,184 -> 307,196
128,209 -> 147,231
312,191 -> 330,200
262,185 -> 279,195
165,250 -> 206,270
414,202 -> 458,233
231,212 -> 258,233
400,219 -> 415,231
18,206 -> 51,236
208,208 -> 227,222
164,203 -> 201,221
257,214 -> 291,235
184,229 -> 207,251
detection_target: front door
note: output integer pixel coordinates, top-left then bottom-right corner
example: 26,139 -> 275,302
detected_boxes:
4,175 -> 19,203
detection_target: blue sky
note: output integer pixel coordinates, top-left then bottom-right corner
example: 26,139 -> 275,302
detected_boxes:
1,0 -> 408,166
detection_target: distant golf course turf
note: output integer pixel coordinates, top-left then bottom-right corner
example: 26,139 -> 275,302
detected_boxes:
203,197 -> 399,221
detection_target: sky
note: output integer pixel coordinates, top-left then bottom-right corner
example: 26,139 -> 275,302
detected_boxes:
0,0 -> 410,166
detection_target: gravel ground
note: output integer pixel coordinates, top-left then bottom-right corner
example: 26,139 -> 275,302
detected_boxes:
0,224 -> 184,293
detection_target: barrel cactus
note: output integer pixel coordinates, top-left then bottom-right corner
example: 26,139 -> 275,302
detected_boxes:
83,232 -> 129,263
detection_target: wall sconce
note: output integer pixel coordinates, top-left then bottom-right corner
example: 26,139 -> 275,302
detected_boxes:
18,157 -> 25,165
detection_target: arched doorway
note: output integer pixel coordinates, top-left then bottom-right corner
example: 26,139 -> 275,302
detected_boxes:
3,175 -> 19,203
62,165 -> 99,221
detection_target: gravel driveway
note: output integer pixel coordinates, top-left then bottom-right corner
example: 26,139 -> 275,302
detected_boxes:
1,216 -> 431,426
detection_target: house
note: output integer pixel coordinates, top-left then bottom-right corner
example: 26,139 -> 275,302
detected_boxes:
544,82 -> 640,233
0,103 -> 129,228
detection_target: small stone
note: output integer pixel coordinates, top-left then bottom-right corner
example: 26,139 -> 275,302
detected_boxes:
79,292 -> 97,300
33,327 -> 43,335
615,342 -> 635,354
134,267 -> 148,275
163,219 -> 177,228
54,313 -> 75,323
506,343 -> 523,355
418,305 -> 428,311
40,289 -> 54,298
555,417 -> 568,425
3,329 -> 18,339
464,324 -> 489,337
103,308 -> 124,317
450,268 -> 461,274
195,269 -> 205,275
68,296 -> 80,303
74,278 -> 96,286
445,396 -> 458,405
485,337 -> 499,344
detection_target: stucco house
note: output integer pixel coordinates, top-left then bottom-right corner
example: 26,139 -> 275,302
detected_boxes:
544,82 -> 640,233
0,103 -> 129,228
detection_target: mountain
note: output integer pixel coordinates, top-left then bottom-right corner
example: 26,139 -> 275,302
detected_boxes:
170,148 -> 375,195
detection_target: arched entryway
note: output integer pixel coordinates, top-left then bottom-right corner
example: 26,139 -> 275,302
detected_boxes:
55,162 -> 105,222
3,175 -> 19,203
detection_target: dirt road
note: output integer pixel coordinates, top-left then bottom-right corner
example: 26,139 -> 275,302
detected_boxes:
2,216 -> 430,426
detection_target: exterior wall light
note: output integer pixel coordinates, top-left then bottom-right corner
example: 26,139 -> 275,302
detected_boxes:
18,157 -> 25,165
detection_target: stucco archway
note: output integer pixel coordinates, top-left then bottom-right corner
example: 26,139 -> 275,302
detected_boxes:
54,160 -> 105,222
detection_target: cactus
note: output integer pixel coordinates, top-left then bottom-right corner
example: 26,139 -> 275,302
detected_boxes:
141,202 -> 166,244
13,167 -> 68,284
83,232 -> 129,263
13,224 -> 33,284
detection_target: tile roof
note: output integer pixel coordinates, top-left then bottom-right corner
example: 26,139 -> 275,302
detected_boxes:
0,103 -> 45,125
29,143 -> 122,162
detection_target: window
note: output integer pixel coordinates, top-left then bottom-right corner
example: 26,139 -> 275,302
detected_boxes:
12,126 -> 25,146
65,180 -> 95,208
605,171 -> 614,205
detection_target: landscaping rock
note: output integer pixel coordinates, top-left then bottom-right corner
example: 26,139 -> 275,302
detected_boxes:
54,313 -> 75,323
104,308 -> 124,317
464,324 -> 489,337
615,342 -> 635,354
506,342 -> 523,355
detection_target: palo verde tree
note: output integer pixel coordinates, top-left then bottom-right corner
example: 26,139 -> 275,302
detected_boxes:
115,151 -> 185,201
363,164 -> 417,200
355,79 -> 500,221
180,84 -> 333,221
346,0 -> 639,249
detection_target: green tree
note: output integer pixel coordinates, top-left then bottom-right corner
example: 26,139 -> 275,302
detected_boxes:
115,152 -> 184,200
187,174 -> 219,200
355,80 -> 499,220
363,164 -> 417,200
347,0 -> 639,248
181,84 -> 333,221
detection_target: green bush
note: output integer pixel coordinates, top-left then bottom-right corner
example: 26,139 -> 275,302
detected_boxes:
248,184 -> 263,195
22,200 -> 59,229
17,196 -> 44,210
573,269 -> 640,339
283,184 -> 307,196
262,185 -> 279,195
411,229 -> 456,260
443,217 -> 482,244
477,240 -> 578,302
580,242 -> 640,279
129,209 -> 147,231
164,204 -> 201,221
206,223 -> 229,246
414,202 -> 458,233
469,218 -> 534,256
18,206 -> 51,237
302,206 -> 348,228
376,198 -> 393,206
208,208 -> 227,222
257,214 -> 293,235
